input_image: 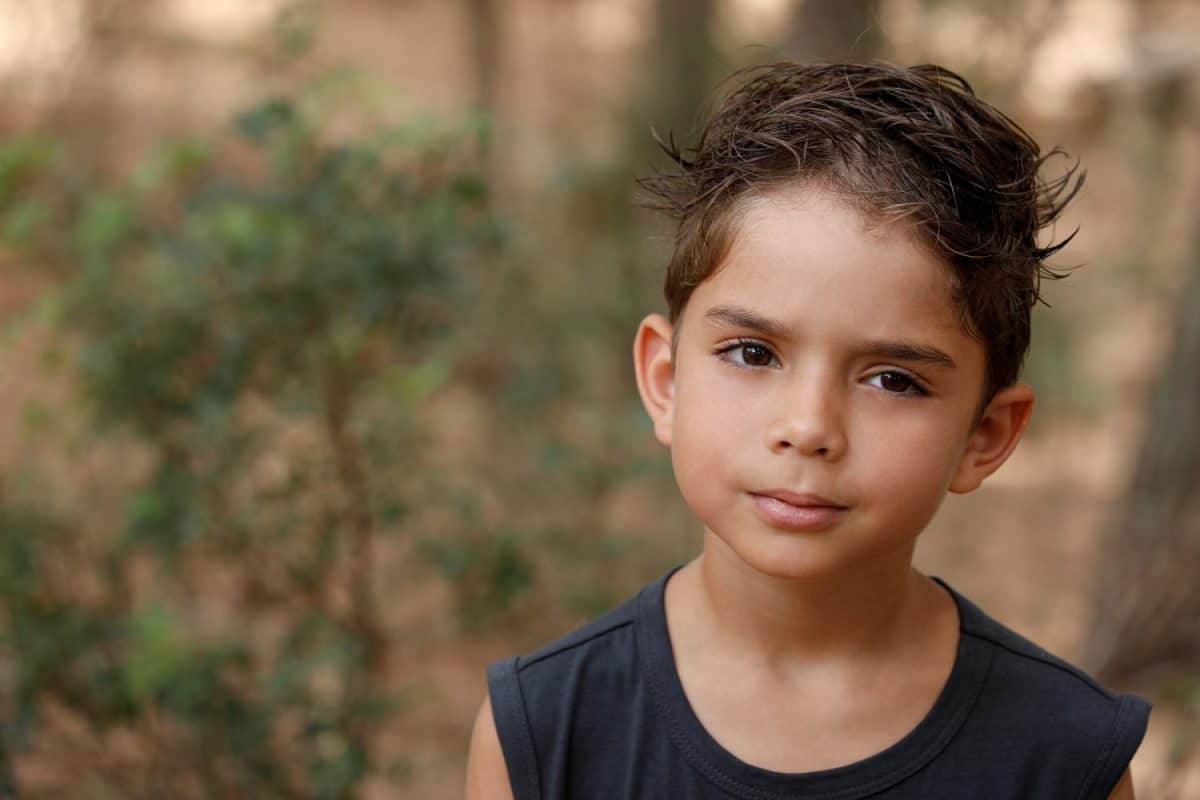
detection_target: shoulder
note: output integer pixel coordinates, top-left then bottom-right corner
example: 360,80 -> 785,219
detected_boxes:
949,585 -> 1151,799
487,583 -> 644,696
465,695 -> 515,800
519,586 -> 643,670
958,590 -> 1142,724
482,577 -> 663,799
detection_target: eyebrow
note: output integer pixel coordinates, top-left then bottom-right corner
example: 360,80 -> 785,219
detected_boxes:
702,304 -> 958,370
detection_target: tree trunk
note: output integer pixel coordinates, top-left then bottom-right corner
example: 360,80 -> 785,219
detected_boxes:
464,0 -> 500,177
1083,235 -> 1200,683
648,0 -> 720,143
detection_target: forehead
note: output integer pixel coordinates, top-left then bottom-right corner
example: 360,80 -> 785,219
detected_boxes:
688,186 -> 968,346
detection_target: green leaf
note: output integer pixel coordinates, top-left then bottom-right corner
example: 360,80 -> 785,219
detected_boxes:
131,139 -> 210,193
235,98 -> 297,142
123,606 -> 189,702
73,191 -> 132,254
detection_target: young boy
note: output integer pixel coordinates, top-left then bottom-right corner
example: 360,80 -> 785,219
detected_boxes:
465,62 -> 1150,799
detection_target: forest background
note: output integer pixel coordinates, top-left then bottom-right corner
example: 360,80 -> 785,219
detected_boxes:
0,0 -> 1197,798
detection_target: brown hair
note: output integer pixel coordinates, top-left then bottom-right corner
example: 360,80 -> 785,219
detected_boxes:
637,61 -> 1084,417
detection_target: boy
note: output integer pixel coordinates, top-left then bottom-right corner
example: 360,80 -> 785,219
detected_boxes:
465,62 -> 1149,799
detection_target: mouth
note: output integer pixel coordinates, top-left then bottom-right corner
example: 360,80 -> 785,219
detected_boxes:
750,489 -> 847,509
748,490 -> 848,531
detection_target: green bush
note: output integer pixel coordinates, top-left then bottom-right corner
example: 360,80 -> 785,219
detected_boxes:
0,78 -> 501,798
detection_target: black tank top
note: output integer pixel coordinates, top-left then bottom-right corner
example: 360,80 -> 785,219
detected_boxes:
487,564 -> 1150,799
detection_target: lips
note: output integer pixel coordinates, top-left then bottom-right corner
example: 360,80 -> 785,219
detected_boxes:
749,489 -> 848,531
751,489 -> 847,509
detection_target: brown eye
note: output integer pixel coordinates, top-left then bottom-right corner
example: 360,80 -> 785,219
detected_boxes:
715,341 -> 777,368
741,344 -> 773,367
875,371 -> 924,395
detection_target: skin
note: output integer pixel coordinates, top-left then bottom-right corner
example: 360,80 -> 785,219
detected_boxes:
466,696 -> 512,800
464,184 -> 1136,798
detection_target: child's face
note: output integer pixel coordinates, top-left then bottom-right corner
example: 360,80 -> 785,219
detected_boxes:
633,184 -> 1034,581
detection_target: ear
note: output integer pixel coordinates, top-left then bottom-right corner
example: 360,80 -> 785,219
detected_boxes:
632,313 -> 676,447
948,382 -> 1035,494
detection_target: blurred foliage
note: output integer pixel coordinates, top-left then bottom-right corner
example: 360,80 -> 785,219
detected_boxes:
0,74 -> 511,797
0,60 -> 689,794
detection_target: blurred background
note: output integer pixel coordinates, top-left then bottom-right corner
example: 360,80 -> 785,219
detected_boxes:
0,0 -> 1197,797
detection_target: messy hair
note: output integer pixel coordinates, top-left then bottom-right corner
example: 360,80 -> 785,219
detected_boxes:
637,61 -> 1084,416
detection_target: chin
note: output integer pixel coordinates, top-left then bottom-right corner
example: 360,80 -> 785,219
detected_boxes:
710,529 -> 860,582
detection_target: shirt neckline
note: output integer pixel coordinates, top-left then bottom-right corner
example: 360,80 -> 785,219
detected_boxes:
636,563 -> 994,800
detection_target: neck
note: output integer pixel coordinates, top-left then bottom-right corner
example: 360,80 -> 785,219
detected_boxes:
690,529 -> 930,667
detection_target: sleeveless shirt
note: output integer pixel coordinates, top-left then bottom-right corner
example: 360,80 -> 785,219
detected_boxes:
486,564 -> 1151,799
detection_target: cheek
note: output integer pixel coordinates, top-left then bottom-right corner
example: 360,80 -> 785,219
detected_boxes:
670,435 -> 742,537
670,401 -> 736,488
669,374 -> 757,508
860,413 -> 966,504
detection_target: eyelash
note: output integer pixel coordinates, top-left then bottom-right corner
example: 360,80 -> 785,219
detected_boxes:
712,338 -> 930,397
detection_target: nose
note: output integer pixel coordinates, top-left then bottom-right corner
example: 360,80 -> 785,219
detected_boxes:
765,371 -> 848,460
